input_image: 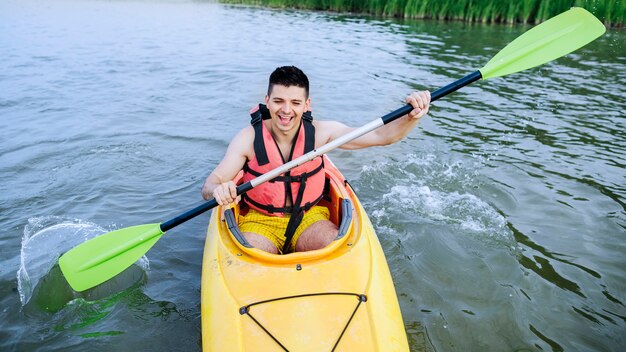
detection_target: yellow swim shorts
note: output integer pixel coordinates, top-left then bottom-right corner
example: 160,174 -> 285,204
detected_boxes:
238,206 -> 330,253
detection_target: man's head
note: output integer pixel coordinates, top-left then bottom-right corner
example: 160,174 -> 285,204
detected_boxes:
265,66 -> 311,135
267,66 -> 309,98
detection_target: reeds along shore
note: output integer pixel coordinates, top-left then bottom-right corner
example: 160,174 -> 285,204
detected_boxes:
220,0 -> 624,27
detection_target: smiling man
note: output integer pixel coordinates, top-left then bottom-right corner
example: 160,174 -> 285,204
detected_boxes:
202,66 -> 430,254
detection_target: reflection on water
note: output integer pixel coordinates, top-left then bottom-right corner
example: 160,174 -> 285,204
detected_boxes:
25,264 -> 147,314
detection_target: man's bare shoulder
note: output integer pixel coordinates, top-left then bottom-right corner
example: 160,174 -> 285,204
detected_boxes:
313,120 -> 351,146
312,119 -> 340,132
230,125 -> 255,159
236,124 -> 255,139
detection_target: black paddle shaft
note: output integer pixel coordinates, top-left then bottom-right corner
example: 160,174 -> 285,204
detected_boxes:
159,70 -> 483,233
381,70 -> 482,125
160,183 -> 253,232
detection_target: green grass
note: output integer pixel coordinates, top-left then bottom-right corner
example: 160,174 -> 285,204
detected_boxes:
220,0 -> 624,27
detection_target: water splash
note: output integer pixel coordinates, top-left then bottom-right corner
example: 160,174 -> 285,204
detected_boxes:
359,153 -> 518,249
360,153 -> 482,195
17,216 -> 149,308
373,185 -> 512,245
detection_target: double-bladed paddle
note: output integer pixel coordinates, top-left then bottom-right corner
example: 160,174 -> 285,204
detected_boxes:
59,7 -> 605,292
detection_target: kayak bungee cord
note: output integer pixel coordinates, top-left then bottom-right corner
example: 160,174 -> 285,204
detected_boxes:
239,292 -> 367,352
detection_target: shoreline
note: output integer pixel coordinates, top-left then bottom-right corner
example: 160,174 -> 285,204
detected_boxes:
219,0 -> 624,28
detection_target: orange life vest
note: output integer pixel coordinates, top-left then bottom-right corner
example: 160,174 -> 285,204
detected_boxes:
242,104 -> 325,219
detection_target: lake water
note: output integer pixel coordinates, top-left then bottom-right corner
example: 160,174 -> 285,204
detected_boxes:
1,1 -> 624,351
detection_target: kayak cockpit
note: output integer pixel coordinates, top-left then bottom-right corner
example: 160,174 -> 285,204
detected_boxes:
219,155 -> 358,263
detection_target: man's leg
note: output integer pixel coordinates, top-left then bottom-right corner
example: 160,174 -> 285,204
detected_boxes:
294,220 -> 338,252
243,232 -> 279,254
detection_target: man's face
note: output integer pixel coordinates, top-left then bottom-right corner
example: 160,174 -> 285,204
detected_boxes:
265,84 -> 310,135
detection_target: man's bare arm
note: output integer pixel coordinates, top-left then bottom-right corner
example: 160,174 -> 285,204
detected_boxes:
201,127 -> 253,203
316,91 -> 430,150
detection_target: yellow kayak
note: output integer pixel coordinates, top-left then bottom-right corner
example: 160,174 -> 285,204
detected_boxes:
201,156 -> 409,351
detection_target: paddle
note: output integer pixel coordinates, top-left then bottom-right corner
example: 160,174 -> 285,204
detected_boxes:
59,7 -> 605,292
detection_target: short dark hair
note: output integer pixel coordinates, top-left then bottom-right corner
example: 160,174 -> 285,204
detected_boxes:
268,66 -> 309,98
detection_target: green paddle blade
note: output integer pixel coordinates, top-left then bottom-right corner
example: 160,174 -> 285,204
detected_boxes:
59,223 -> 164,292
480,7 -> 605,80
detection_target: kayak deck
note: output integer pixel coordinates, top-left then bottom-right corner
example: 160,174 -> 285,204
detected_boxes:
201,157 -> 408,351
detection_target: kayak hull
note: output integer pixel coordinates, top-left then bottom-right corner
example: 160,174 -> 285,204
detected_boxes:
201,157 -> 408,351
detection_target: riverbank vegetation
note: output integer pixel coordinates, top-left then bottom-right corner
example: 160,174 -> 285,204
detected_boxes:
220,0 -> 624,27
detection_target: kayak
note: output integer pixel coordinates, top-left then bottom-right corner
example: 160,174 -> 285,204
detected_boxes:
201,156 -> 409,351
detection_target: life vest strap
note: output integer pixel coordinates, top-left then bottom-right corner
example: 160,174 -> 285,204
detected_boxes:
282,209 -> 304,253
251,106 -> 270,166
302,110 -> 315,154
243,157 -> 324,183
281,169 -> 313,253
242,192 -> 324,216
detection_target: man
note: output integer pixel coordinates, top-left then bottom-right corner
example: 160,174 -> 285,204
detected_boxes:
202,66 -> 430,254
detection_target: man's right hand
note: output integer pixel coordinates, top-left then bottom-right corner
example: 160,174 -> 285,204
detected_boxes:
212,181 -> 239,205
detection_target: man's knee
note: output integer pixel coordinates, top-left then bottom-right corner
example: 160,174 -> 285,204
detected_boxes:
295,220 -> 338,252
243,232 -> 279,254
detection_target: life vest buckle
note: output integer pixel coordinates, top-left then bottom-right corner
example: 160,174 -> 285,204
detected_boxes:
250,109 -> 263,125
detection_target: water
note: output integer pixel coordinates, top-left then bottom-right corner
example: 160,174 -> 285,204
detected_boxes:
1,1 -> 624,351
